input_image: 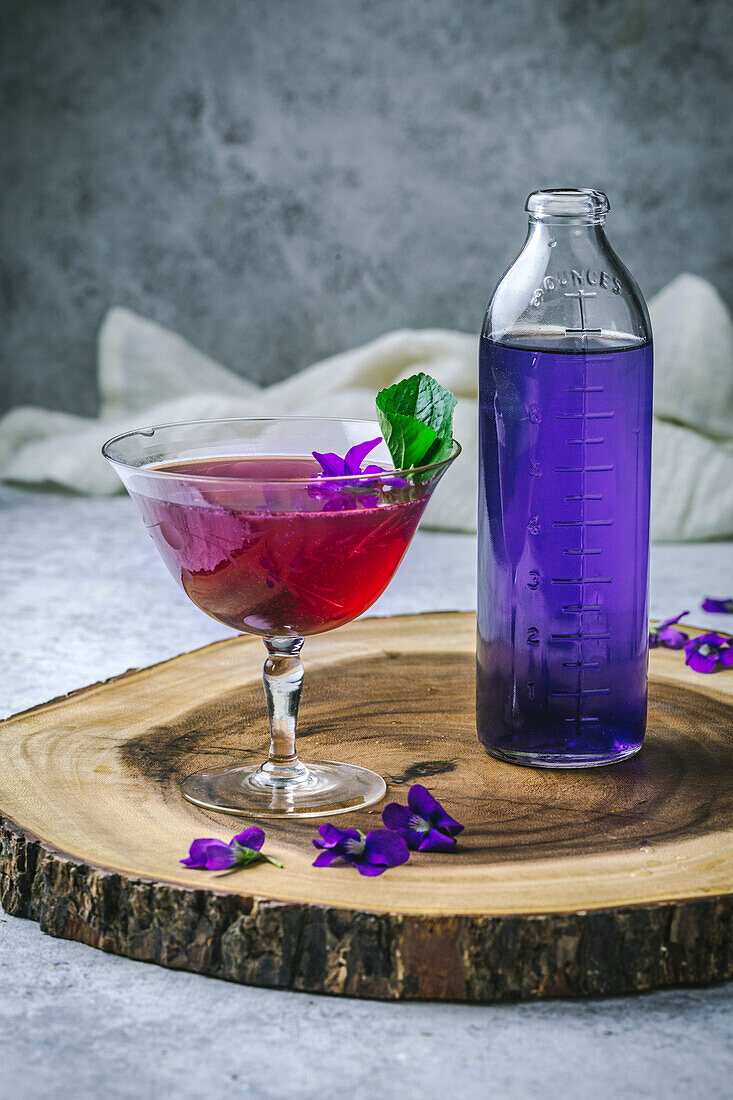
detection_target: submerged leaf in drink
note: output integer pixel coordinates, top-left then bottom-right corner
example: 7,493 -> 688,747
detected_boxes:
130,455 -> 428,637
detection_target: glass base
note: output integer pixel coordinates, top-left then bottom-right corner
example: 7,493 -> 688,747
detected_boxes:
487,744 -> 642,769
180,760 -> 387,818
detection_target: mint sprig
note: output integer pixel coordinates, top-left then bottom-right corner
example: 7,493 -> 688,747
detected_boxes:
375,373 -> 457,471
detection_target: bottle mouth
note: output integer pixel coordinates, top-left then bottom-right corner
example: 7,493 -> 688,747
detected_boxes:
526,188 -> 609,224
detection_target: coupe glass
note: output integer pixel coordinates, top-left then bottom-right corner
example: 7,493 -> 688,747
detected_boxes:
103,417 -> 459,817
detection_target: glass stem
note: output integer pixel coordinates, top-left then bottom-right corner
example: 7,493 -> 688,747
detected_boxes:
256,636 -> 309,787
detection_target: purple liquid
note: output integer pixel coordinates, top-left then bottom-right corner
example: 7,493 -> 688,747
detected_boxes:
477,338 -> 653,766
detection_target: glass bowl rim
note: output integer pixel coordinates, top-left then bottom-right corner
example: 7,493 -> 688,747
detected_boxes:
101,415 -> 462,484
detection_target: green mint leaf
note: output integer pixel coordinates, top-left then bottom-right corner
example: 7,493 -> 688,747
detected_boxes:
376,373 -> 457,470
376,412 -> 440,470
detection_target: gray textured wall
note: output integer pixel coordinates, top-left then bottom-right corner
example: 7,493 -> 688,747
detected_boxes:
2,0 -> 731,417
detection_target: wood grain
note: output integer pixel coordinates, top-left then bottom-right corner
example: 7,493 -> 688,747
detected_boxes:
1,612 -> 732,1001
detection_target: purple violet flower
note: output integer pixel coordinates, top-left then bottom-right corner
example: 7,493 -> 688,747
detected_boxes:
311,823 -> 410,876
684,632 -> 733,674
702,597 -> 733,614
309,437 -> 408,511
649,611 -> 690,650
312,436 -> 385,478
180,827 -> 283,871
382,783 -> 464,852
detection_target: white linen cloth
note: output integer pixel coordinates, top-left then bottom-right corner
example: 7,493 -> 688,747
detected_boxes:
1,274 -> 731,539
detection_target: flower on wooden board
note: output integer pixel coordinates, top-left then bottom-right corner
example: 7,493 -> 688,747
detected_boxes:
382,783 -> 464,852
181,827 -> 282,871
684,632 -> 733,674
311,823 -> 410,876
649,612 -> 689,650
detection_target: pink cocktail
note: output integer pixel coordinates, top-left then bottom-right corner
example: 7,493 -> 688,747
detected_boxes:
134,455 -> 426,637
104,419 -> 458,817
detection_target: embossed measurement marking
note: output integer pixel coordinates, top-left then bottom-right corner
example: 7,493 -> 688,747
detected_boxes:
553,519 -> 612,528
554,464 -> 613,473
551,631 -> 611,640
552,576 -> 611,584
547,292 -> 613,732
564,289 -> 602,334
550,688 -> 611,697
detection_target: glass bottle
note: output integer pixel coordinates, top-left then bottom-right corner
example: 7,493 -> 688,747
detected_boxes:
477,188 -> 653,767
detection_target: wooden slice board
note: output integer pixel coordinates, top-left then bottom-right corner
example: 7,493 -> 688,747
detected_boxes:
1,612 -> 732,1002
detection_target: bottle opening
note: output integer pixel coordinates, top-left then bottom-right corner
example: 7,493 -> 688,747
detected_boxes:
526,188 -> 609,223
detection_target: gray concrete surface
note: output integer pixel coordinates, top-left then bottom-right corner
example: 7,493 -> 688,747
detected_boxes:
2,0 -> 731,417
1,486 -> 732,1098
1,913 -> 732,1100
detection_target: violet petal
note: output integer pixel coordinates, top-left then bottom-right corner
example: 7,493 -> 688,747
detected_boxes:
403,828 -> 432,850
702,597 -> 733,614
418,829 -> 459,853
312,850 -> 342,868
432,807 -> 464,835
354,861 -> 390,877
407,783 -> 443,820
697,631 -> 728,647
232,827 -> 265,852
686,648 -> 718,673
180,837 -> 220,867
362,830 -> 410,868
343,437 -> 383,474
312,450 -> 347,477
381,802 -> 414,833
684,635 -> 724,673
317,492 -> 352,512
407,783 -> 463,835
659,611 -> 689,631
312,823 -> 361,852
651,611 -> 690,649
656,626 -> 688,649
200,840 -> 238,870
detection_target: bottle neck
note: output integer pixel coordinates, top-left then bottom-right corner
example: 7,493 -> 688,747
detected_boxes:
527,217 -> 607,246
